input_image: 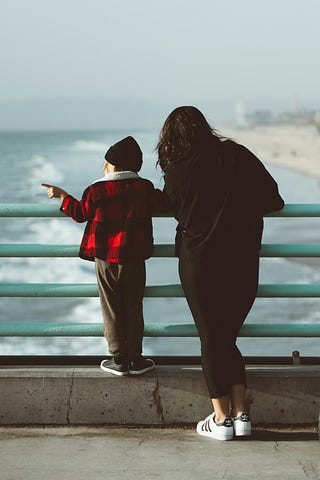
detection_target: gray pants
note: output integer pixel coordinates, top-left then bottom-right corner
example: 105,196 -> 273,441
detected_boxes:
95,258 -> 146,361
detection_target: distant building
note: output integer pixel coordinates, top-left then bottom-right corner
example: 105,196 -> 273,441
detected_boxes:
234,99 -> 248,128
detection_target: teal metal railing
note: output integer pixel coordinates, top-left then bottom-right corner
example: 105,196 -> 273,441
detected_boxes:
1,203 -> 320,339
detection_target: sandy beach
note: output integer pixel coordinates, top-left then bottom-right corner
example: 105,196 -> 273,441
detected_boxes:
223,125 -> 320,178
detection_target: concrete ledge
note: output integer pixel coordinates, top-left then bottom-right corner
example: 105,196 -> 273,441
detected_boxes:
0,365 -> 319,425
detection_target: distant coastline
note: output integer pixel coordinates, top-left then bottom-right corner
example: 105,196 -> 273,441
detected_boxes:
1,99 -> 320,181
224,124 -> 320,179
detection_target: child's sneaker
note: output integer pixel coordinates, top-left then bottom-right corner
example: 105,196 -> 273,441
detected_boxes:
233,412 -> 252,436
100,358 -> 129,376
196,413 -> 234,441
129,357 -> 155,375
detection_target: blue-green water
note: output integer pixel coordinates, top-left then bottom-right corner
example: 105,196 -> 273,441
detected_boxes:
0,129 -> 320,356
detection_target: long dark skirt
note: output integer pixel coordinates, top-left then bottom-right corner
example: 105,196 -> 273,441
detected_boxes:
179,251 -> 259,398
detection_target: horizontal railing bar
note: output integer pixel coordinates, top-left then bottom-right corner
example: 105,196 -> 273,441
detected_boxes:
0,204 -> 172,218
260,244 -> 320,257
2,243 -> 320,258
2,283 -> 320,297
0,204 -> 66,217
0,322 -> 319,337
1,203 -> 320,217
0,244 -> 79,257
0,244 -> 175,258
268,204 -> 320,217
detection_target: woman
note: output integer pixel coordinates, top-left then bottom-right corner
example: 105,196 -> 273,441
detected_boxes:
157,106 -> 284,441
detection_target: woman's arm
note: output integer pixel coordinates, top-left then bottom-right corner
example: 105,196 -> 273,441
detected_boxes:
150,187 -> 172,214
238,147 -> 285,215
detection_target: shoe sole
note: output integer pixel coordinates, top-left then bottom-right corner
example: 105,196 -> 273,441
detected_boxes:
196,423 -> 234,441
234,427 -> 252,437
234,422 -> 252,437
100,363 -> 128,376
129,365 -> 155,375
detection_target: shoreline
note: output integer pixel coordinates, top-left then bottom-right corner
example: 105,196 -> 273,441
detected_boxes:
223,124 -> 320,179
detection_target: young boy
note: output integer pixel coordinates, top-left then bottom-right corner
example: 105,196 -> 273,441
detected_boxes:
42,136 -> 169,376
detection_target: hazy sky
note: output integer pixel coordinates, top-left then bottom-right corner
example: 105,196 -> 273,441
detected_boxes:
1,0 -> 320,108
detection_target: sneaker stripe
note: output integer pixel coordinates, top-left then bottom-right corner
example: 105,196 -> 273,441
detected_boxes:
205,419 -> 212,432
197,414 -> 234,441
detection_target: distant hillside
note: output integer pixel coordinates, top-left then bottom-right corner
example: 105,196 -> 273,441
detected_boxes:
0,98 -> 169,131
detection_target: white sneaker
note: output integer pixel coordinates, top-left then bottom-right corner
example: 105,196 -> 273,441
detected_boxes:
233,413 -> 252,436
196,413 -> 234,441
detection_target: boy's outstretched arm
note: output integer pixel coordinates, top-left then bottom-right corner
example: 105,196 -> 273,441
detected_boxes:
41,183 -> 93,223
41,183 -> 68,202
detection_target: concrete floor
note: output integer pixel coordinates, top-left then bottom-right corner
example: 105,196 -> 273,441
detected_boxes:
0,426 -> 319,480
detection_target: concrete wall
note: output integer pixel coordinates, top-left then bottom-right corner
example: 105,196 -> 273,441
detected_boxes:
0,365 -> 319,425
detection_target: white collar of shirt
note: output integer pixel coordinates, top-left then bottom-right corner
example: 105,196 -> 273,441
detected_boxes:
92,171 -> 139,183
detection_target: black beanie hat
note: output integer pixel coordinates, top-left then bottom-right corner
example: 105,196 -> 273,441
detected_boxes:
104,136 -> 143,172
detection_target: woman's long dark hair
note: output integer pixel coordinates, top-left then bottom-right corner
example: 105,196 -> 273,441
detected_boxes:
157,106 -> 225,171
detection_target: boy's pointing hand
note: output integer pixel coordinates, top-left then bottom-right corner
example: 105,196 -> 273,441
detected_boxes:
41,183 -> 68,201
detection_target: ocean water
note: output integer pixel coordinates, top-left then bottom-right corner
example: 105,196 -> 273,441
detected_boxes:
0,128 -> 320,357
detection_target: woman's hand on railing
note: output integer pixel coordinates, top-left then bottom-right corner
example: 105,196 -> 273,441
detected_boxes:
41,184 -> 68,202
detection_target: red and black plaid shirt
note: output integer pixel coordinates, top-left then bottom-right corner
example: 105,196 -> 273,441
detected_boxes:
61,173 -> 170,263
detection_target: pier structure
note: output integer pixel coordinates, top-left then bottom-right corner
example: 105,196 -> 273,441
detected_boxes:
0,203 -> 319,427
